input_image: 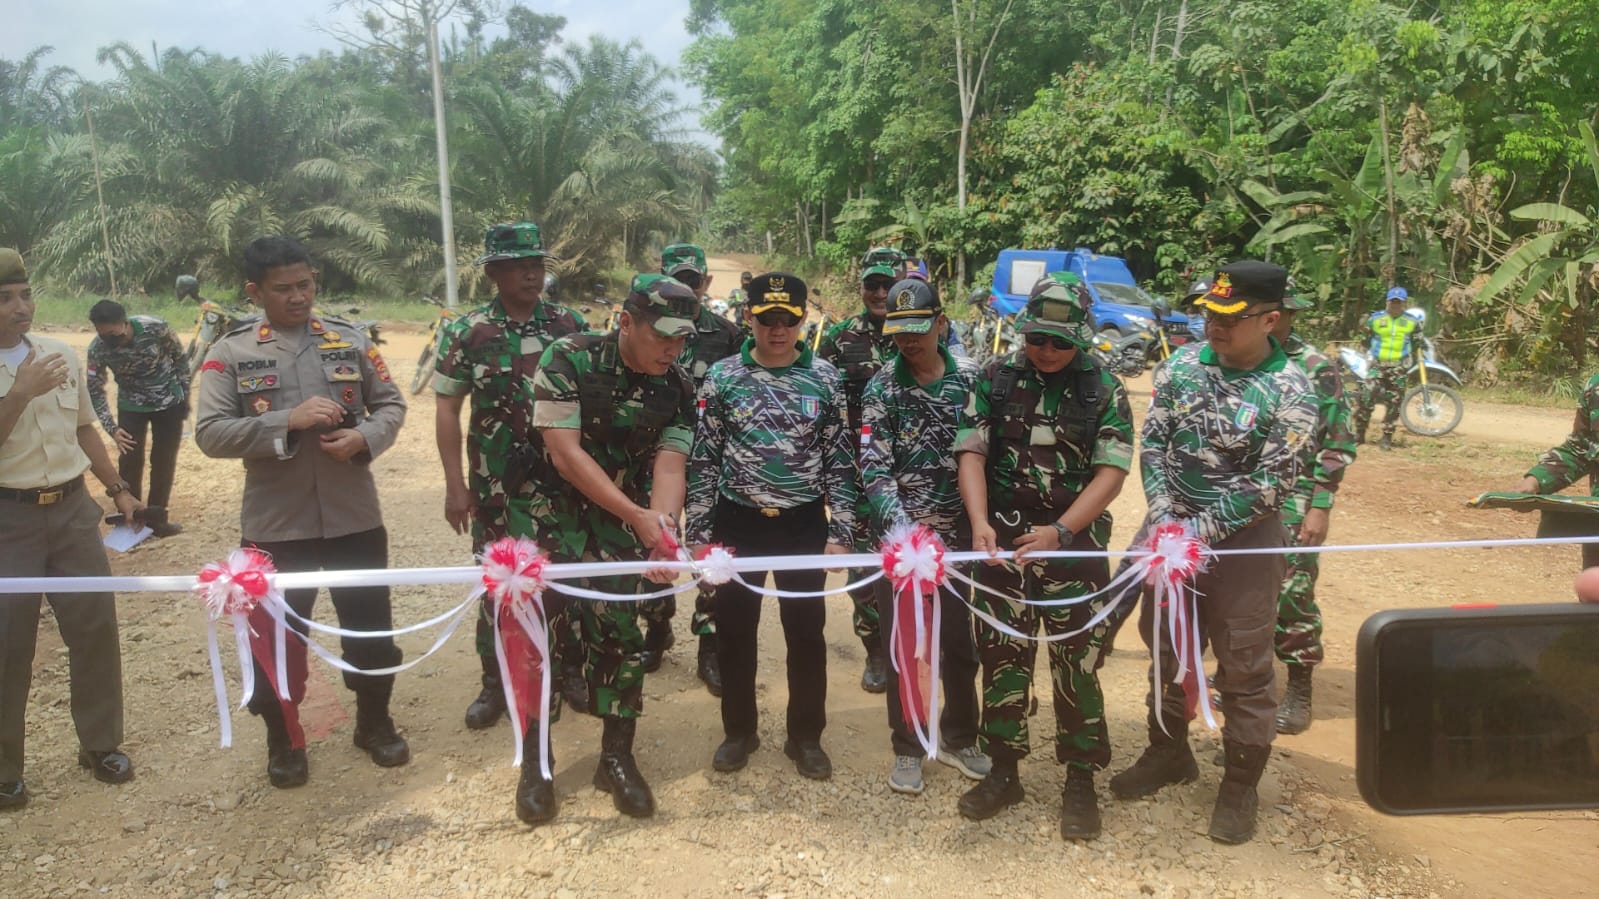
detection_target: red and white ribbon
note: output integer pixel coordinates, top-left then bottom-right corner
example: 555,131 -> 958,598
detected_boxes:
474,537 -> 554,778
882,525 -> 947,760
194,549 -> 286,748
1131,521 -> 1213,734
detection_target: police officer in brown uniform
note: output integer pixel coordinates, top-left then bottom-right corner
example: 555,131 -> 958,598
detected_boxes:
0,248 -> 141,809
195,236 -> 409,789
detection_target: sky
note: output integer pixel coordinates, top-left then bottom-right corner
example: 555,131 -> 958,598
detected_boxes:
5,0 -> 713,141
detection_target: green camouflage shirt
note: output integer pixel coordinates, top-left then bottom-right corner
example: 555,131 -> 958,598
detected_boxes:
1529,370 -> 1599,495
1141,341 -> 1318,543
818,310 -> 896,435
861,345 -> 978,541
685,340 -> 860,546
677,306 -> 744,386
955,350 -> 1135,518
86,315 -> 189,431
1282,333 -> 1358,510
530,331 -> 694,560
432,297 -> 587,512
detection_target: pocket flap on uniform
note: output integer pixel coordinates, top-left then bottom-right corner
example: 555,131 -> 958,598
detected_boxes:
1227,620 -> 1273,651
237,374 -> 279,393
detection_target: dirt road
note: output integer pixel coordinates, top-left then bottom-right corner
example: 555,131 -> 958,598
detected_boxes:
5,322 -> 1594,898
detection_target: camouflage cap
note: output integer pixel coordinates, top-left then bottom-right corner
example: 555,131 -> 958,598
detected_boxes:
626,273 -> 701,337
860,246 -> 907,281
881,278 -> 941,335
1017,271 -> 1093,348
0,248 -> 27,285
661,243 -> 707,277
1281,277 -> 1313,311
475,222 -> 560,266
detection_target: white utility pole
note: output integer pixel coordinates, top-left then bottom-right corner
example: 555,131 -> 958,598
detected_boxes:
428,20 -> 460,308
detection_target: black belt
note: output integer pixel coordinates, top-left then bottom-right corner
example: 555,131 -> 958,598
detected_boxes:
720,497 -> 822,520
0,476 -> 85,506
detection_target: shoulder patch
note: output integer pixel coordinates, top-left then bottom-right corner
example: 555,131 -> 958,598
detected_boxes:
201,359 -> 226,374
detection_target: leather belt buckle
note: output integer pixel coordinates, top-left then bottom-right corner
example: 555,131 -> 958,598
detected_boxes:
760,507 -> 780,519
38,489 -> 63,505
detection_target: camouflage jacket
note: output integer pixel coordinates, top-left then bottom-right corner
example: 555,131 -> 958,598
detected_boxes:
1141,341 -> 1318,543
1528,370 -> 1599,495
432,297 -> 586,508
955,350 -> 1135,540
1282,333 -> 1357,509
860,345 -> 978,541
86,315 -> 189,431
685,340 -> 860,546
530,331 -> 694,561
818,311 -> 896,435
677,306 -> 744,386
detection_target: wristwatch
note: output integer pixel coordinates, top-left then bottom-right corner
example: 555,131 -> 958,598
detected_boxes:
106,480 -> 131,498
1051,521 -> 1074,546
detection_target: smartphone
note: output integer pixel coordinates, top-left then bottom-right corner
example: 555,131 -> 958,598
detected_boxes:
1356,603 -> 1599,815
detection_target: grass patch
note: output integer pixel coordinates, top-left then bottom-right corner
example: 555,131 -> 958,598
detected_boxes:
1457,384 -> 1572,410
31,291 -> 449,331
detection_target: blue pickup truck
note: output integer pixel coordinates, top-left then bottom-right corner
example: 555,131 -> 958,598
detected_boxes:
988,247 -> 1191,344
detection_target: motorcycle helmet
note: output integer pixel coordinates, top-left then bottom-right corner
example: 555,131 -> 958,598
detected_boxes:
1182,279 -> 1211,306
175,274 -> 200,300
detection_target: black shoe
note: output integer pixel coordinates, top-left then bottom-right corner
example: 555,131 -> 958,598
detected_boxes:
860,646 -> 888,694
0,780 -> 27,810
150,521 -> 185,539
712,733 -> 760,773
77,749 -> 134,785
593,717 -> 655,818
1059,768 -> 1101,841
268,747 -> 309,789
696,634 -> 722,697
561,663 -> 589,715
782,739 -> 832,780
1109,734 -> 1199,800
1209,741 -> 1271,845
353,688 -> 411,768
640,620 -> 676,674
957,763 -> 1024,821
1275,665 -> 1314,735
515,724 -> 557,825
465,684 -> 507,730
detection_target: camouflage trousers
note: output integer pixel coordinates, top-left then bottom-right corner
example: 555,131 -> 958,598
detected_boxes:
689,586 -> 717,636
971,547 -> 1112,769
572,580 -> 673,719
847,565 -> 881,647
1356,361 -> 1407,439
1275,493 -> 1324,667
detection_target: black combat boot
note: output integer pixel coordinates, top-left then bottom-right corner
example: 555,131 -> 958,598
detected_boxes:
560,658 -> 589,715
956,757 -> 1024,821
696,634 -> 723,697
353,681 -> 411,768
260,702 -> 308,789
1059,766 -> 1101,841
465,657 -> 507,730
593,717 -> 656,818
1209,741 -> 1271,844
515,724 -> 558,826
640,619 -> 676,674
1109,717 -> 1199,800
860,643 -> 888,694
1275,665 -> 1314,735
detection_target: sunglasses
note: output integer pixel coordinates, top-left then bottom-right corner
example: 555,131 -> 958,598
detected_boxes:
1025,332 -> 1075,350
1202,308 -> 1272,327
754,310 -> 802,328
863,278 -> 896,293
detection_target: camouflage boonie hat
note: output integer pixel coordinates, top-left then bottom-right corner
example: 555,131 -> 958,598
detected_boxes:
0,249 -> 27,285
882,278 -> 941,336
860,246 -> 907,281
1281,277 -> 1313,311
1017,271 -> 1093,348
626,273 -> 701,337
474,222 -> 560,266
661,243 -> 707,277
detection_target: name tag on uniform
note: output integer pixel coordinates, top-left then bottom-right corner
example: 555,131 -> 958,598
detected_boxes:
1030,424 -> 1057,446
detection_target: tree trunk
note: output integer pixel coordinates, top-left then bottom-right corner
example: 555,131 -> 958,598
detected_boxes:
1377,94 -> 1400,282
1162,0 -> 1189,116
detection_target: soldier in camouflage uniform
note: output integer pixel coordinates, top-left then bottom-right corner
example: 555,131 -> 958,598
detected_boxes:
1516,373 -> 1599,570
860,278 -> 992,797
85,299 -> 189,536
687,272 -> 859,780
818,246 -> 906,693
1109,261 -> 1318,846
521,274 -> 700,824
1268,287 -> 1357,735
433,222 -> 588,732
653,243 -> 742,695
952,273 -> 1134,839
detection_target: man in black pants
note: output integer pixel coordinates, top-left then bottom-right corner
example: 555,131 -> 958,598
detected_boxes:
86,299 -> 189,536
685,273 -> 858,779
195,236 -> 410,788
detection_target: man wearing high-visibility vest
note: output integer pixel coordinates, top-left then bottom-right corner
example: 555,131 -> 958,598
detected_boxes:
1355,286 -> 1419,451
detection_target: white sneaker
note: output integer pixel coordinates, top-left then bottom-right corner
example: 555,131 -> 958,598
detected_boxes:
889,755 -> 924,794
937,743 -> 992,780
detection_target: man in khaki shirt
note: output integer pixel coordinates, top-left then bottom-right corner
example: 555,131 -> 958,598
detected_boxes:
195,236 -> 408,789
0,248 -> 143,810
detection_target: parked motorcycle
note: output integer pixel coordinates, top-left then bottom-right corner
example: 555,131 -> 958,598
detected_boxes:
1089,320 -> 1155,376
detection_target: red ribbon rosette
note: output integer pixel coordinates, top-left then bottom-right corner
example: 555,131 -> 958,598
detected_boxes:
881,524 -> 948,760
